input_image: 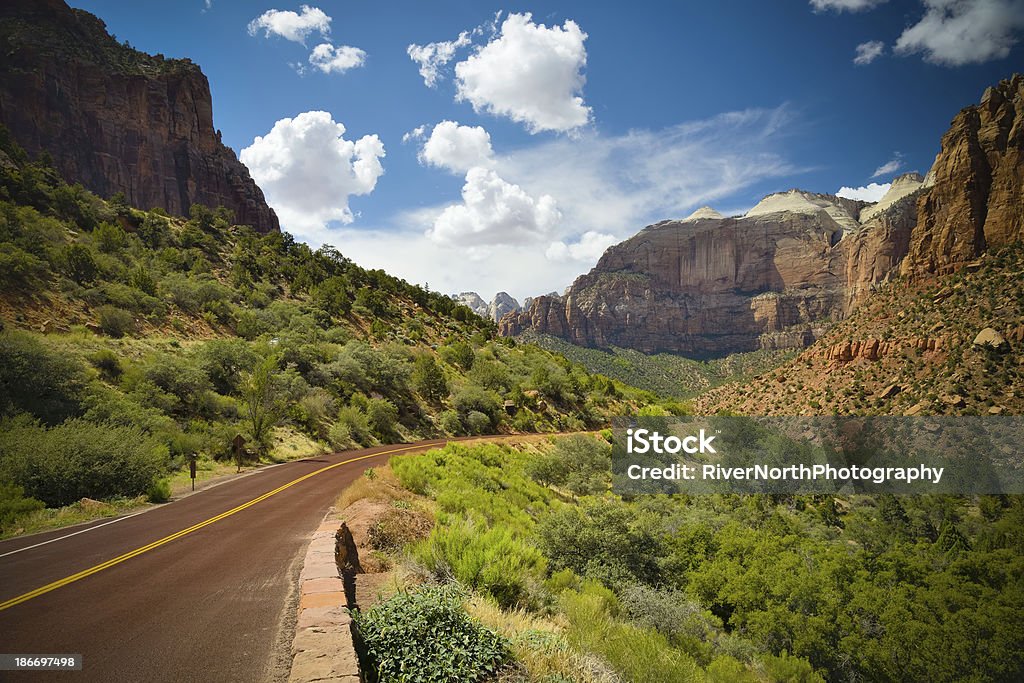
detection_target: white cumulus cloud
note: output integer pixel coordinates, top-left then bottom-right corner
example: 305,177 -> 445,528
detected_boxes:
418,121 -> 494,174
302,106 -> 800,303
402,126 -> 427,144
428,167 -> 560,246
895,0 -> 1024,66
407,32 -> 472,87
872,153 -> 904,177
247,5 -> 331,44
240,111 -> 385,239
545,231 -> 618,262
854,40 -> 885,64
455,12 -> 591,134
837,182 -> 891,202
810,0 -> 888,10
308,42 -> 366,74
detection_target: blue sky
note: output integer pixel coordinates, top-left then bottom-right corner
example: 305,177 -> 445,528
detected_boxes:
73,0 -> 1024,300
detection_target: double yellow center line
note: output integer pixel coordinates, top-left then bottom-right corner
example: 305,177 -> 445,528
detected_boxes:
0,444 -> 426,612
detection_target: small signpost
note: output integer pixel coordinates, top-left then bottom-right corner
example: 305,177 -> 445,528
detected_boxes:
232,434 -> 247,473
189,453 -> 198,491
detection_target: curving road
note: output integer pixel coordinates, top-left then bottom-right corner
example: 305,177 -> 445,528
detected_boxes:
0,440 -> 454,682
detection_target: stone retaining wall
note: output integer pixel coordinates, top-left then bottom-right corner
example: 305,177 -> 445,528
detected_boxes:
288,508 -> 361,683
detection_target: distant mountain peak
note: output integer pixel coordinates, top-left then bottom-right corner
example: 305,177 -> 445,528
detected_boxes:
683,206 -> 724,222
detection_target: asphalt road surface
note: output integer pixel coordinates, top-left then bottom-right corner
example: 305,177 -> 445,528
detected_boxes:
0,440 -> 454,682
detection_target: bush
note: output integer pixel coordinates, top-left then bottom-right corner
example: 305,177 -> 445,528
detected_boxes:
440,341 -> 475,370
526,434 -> 610,496
465,410 -> 491,435
333,405 -> 371,447
354,584 -> 509,682
368,507 -> 433,551
452,386 -> 501,427
0,480 -> 45,530
146,477 -> 172,503
88,348 -> 123,380
62,243 -> 97,283
413,354 -> 448,402
96,305 -> 135,338
0,418 -> 168,506
194,339 -> 259,395
0,244 -> 48,290
414,519 -> 545,610
537,499 -> 663,587
93,222 -> 127,253
439,409 -> 462,435
561,585 -> 702,683
366,398 -> 399,441
0,331 -> 86,424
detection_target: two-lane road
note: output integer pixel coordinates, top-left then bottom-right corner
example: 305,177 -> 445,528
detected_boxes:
0,440 -> 450,682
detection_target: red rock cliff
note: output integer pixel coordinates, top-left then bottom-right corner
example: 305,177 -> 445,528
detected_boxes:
902,74 -> 1023,276
0,0 -> 279,232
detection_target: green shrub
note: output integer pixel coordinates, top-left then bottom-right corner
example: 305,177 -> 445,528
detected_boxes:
0,331 -> 86,424
0,244 -> 48,290
452,386 -> 501,426
0,417 -> 168,506
0,480 -> 45,531
96,305 -> 135,338
366,398 -> 399,440
440,341 -> 475,370
561,585 -> 702,683
146,477 -> 172,503
354,584 -> 509,682
526,434 -> 610,496
88,348 -> 123,380
93,222 -> 128,253
439,409 -> 462,435
537,499 -> 663,586
414,519 -> 545,610
465,410 -> 491,435
194,339 -> 259,395
334,405 -> 371,447
61,243 -> 98,283
412,354 -> 448,402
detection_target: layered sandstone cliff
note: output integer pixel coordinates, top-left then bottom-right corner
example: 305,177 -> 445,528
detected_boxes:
0,0 -> 279,232
502,193 -> 895,356
502,75 -> 1024,357
902,74 -> 1024,276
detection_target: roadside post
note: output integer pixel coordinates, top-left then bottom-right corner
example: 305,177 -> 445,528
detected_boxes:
189,453 -> 197,491
232,435 -> 247,473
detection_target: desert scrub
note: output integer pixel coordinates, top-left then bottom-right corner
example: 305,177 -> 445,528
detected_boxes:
354,584 -> 509,682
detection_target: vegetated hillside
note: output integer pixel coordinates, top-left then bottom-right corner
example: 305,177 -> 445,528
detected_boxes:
519,330 -> 793,399
0,130 -> 658,534
340,438 -> 1023,682
697,243 -> 1024,416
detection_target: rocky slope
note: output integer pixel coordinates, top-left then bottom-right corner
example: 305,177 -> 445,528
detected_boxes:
0,0 -> 279,232
696,241 -> 1024,416
502,75 -> 1023,358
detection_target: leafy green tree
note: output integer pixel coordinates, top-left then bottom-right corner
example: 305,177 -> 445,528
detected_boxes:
240,357 -> 283,457
412,354 -> 448,402
366,398 -> 399,440
93,222 -> 128,253
62,243 -> 97,283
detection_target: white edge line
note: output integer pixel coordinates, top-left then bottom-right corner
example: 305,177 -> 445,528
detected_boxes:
0,509 -> 151,559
